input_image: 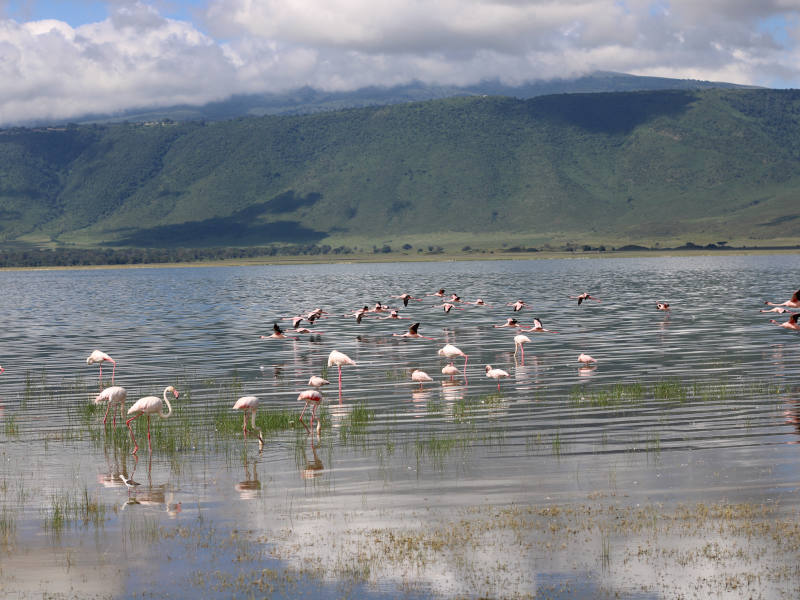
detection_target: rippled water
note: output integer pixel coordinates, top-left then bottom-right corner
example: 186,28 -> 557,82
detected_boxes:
1,255 -> 799,598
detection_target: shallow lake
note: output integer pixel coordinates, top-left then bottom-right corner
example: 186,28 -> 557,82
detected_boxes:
1,255 -> 799,599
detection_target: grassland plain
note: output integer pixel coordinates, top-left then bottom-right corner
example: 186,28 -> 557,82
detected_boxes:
1,88 -> 800,252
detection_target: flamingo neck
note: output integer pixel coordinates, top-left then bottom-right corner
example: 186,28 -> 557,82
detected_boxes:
160,388 -> 173,418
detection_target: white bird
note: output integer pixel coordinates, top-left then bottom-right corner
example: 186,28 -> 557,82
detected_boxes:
578,353 -> 597,364
125,386 -> 179,455
308,375 -> 331,388
411,369 -> 433,389
327,350 -> 356,396
441,362 -> 460,381
485,365 -> 510,390
438,344 -> 469,375
513,334 -> 531,362
86,350 -> 116,386
298,389 -> 323,434
232,395 -> 264,451
94,386 -> 127,427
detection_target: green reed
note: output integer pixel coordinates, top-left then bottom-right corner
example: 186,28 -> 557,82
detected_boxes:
43,487 -> 107,533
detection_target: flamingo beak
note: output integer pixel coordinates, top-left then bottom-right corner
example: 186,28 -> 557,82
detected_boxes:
173,390 -> 180,399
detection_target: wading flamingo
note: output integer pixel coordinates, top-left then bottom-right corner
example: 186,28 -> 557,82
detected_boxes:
125,386 -> 179,455
298,389 -> 323,434
308,375 -> 330,388
765,290 -> 800,308
770,313 -> 800,331
578,353 -> 597,364
441,362 -> 460,381
438,344 -> 469,376
232,395 -> 264,451
656,303 -> 670,311
513,334 -> 531,363
94,386 -> 127,427
485,365 -> 510,390
86,350 -> 116,385
411,369 -> 433,390
327,350 -> 356,396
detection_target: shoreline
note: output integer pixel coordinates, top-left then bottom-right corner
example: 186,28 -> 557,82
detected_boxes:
1,246 -> 799,271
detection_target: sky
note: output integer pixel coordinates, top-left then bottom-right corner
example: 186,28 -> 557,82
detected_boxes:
1,0 -> 800,125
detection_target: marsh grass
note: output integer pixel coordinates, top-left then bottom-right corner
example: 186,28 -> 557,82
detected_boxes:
339,401 -> 374,445
43,487 -> 107,533
0,507 -> 15,549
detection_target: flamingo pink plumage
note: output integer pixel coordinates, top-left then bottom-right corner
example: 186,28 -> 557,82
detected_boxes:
86,350 -> 116,386
327,350 -> 356,396
485,365 -> 510,390
438,344 -> 468,377
513,334 -> 531,363
232,395 -> 264,451
411,369 -> 433,390
298,389 -> 323,434
441,362 -> 460,381
94,385 -> 127,427
125,386 -> 179,455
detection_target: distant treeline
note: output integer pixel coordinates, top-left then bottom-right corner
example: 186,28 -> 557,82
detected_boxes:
0,245 -> 356,268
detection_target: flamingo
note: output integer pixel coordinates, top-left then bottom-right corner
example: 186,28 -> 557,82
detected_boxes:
0,365 -> 4,374
393,293 -> 421,307
578,353 -> 597,364
86,350 -> 116,386
94,386 -> 127,427
765,290 -> 800,308
125,386 -> 179,455
441,362 -> 460,381
519,318 -> 559,333
232,395 -> 264,451
261,323 -> 297,340
770,313 -> 800,331
493,318 -> 519,328
508,299 -> 528,312
327,350 -> 356,396
656,303 -> 670,311
485,365 -> 510,390
298,389 -> 323,434
760,307 -> 797,314
393,322 -> 434,340
308,375 -> 330,388
513,334 -> 531,362
571,292 -> 600,305
411,369 -> 433,390
438,344 -> 468,375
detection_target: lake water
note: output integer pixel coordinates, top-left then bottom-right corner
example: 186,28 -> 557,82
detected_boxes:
0,255 -> 799,599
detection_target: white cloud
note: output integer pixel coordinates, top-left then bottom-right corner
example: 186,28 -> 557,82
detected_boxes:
1,0 -> 800,125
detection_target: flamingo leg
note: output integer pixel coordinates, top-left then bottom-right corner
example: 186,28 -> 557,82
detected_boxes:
126,414 -> 141,455
463,355 -> 469,383
103,402 -> 111,426
338,364 -> 343,397
111,361 -> 116,385
299,402 -> 311,433
311,403 -> 319,434
521,346 -> 525,365
242,413 -> 248,440
146,415 -> 152,453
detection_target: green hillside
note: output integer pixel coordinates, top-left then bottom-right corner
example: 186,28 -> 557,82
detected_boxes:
1,88 -> 799,251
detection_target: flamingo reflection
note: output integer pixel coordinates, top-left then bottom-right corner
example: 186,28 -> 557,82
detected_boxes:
301,437 -> 324,480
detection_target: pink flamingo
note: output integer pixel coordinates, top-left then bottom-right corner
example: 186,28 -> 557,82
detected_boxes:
493,318 -> 519,328
513,334 -> 531,363
770,313 -> 800,330
0,365 -> 4,374
308,375 -> 330,388
261,323 -> 298,340
578,353 -> 597,364
656,303 -> 670,311
94,386 -> 127,427
327,350 -> 356,396
519,317 -> 559,333
393,293 -> 421,307
765,290 -> 800,308
570,292 -> 600,305
232,395 -> 264,451
438,344 -> 469,375
125,386 -> 179,455
298,389 -> 323,434
507,299 -> 529,312
393,322 -> 434,340
411,369 -> 433,390
441,362 -> 460,381
760,307 -> 797,314
86,350 -> 116,386
485,365 -> 510,390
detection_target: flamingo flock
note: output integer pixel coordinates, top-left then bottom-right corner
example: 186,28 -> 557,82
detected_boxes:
3,280 -> 793,462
